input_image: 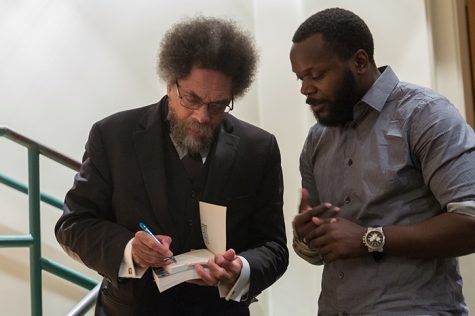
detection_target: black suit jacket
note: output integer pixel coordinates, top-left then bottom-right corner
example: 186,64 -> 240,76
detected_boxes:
55,97 -> 288,315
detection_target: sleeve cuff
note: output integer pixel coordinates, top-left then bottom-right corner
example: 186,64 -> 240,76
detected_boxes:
292,232 -> 324,265
118,238 -> 148,278
447,200 -> 475,218
218,255 -> 250,302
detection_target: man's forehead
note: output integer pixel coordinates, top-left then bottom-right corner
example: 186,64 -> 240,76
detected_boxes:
180,67 -> 232,99
290,35 -> 338,73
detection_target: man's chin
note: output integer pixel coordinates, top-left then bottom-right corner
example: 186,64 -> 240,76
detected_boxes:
183,135 -> 211,153
314,112 -> 342,127
313,110 -> 328,122
187,125 -> 206,136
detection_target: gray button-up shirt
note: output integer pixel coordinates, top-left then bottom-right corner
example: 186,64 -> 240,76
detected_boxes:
297,66 -> 475,315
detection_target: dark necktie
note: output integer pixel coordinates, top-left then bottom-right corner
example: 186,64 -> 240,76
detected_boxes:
182,153 -> 203,182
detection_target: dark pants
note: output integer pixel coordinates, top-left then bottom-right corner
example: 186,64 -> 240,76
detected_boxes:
94,274 -> 250,316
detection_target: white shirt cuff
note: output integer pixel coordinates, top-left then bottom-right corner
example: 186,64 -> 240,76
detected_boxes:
118,238 -> 148,278
447,200 -> 475,218
218,255 -> 250,301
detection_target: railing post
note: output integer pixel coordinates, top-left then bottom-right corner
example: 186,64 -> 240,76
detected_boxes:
1,127 -> 98,314
28,146 -> 42,316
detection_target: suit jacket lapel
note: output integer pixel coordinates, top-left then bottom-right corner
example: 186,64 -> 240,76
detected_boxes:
203,118 -> 240,203
133,98 -> 175,235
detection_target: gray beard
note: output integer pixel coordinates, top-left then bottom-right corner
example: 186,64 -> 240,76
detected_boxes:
167,107 -> 217,154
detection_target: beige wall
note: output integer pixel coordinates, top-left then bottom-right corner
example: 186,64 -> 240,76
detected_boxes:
426,0 -> 475,310
0,0 -> 473,315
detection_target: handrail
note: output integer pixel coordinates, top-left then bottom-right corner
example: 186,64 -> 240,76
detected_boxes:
66,284 -> 101,316
0,126 -> 98,316
0,126 -> 81,171
0,172 -> 65,210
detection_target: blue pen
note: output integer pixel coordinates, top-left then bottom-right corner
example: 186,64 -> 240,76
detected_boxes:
139,222 -> 176,263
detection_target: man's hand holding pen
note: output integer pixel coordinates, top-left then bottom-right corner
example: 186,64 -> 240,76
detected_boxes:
131,230 -> 175,268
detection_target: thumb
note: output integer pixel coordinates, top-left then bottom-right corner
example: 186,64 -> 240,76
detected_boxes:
223,248 -> 236,261
157,235 -> 172,248
299,188 -> 311,213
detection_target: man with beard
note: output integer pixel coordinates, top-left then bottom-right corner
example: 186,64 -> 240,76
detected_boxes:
55,16 -> 288,316
290,7 -> 475,315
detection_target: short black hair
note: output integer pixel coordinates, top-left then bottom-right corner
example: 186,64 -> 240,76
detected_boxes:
292,8 -> 375,64
158,16 -> 258,98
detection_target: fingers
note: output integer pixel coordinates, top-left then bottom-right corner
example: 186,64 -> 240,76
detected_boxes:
157,235 -> 172,248
131,231 -> 174,268
295,203 -> 339,224
311,216 -> 321,225
194,264 -> 217,285
221,249 -> 236,261
293,203 -> 340,242
214,249 -> 240,275
312,204 -> 340,219
194,249 -> 242,287
305,217 -> 338,249
311,216 -> 337,225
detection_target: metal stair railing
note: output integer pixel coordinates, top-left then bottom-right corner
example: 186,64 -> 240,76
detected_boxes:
0,126 -> 99,316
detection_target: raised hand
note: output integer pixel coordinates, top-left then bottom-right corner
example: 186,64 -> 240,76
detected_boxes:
292,188 -> 340,243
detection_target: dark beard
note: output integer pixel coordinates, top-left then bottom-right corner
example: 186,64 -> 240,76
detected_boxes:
308,69 -> 360,127
167,106 -> 217,154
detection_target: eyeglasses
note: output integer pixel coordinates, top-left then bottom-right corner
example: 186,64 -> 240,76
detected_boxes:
175,81 -> 234,114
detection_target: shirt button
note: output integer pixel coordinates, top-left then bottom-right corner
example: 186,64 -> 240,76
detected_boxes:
344,196 -> 351,204
188,220 -> 193,227
338,271 -> 344,279
347,158 -> 353,166
191,190 -> 196,198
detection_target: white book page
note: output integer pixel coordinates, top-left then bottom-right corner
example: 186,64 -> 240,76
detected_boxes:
153,268 -> 202,292
163,249 -> 214,274
199,201 -> 226,254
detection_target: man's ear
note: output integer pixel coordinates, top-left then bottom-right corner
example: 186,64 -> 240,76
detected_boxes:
166,84 -> 173,96
352,49 -> 370,75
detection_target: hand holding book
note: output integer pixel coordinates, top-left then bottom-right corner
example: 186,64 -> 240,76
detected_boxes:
152,201 -> 228,292
193,248 -> 243,287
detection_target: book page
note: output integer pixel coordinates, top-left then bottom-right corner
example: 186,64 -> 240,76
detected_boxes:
199,201 -> 226,254
152,202 -> 227,293
153,267 -> 203,292
163,249 -> 214,275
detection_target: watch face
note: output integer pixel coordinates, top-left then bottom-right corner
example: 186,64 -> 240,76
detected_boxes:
366,231 -> 384,248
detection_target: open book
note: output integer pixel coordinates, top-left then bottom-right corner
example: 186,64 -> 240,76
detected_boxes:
152,201 -> 226,292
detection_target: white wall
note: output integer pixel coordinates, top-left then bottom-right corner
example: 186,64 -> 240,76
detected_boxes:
0,1 -> 258,315
0,1 -> 473,315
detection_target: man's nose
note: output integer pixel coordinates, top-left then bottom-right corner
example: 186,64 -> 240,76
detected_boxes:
301,78 -> 315,96
192,105 -> 211,123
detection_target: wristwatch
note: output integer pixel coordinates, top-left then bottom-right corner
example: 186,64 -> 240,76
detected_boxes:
362,227 -> 385,253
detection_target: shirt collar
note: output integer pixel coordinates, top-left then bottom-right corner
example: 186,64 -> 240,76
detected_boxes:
361,65 -> 400,113
345,66 -> 399,129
